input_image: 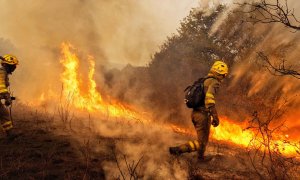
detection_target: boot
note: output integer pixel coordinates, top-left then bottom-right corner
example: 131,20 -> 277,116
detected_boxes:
197,149 -> 213,162
170,141 -> 198,156
197,155 -> 213,162
198,154 -> 205,161
169,147 -> 183,155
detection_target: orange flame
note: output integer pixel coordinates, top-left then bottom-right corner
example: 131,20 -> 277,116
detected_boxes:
59,42 -> 299,156
211,117 -> 298,156
60,42 -> 149,121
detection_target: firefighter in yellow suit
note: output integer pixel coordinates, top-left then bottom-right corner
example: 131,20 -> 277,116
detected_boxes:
0,55 -> 18,138
169,61 -> 228,160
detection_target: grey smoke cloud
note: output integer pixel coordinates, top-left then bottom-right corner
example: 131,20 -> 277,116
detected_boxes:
0,0 -> 199,101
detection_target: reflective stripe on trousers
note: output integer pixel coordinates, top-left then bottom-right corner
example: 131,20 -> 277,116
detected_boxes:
2,120 -> 12,131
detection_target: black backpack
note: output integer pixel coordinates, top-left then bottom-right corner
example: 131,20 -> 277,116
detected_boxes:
184,77 -> 210,108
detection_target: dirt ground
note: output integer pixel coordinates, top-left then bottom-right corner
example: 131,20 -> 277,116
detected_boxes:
0,103 -> 298,179
0,104 -> 110,179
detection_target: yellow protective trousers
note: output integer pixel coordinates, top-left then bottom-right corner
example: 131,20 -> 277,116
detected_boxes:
0,103 -> 12,131
178,109 -> 211,156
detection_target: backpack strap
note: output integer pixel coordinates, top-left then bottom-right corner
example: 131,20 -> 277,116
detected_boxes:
184,85 -> 191,92
184,76 -> 217,92
204,76 -> 217,81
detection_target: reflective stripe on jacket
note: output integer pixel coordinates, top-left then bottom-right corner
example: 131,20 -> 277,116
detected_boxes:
0,67 -> 9,94
204,76 -> 220,108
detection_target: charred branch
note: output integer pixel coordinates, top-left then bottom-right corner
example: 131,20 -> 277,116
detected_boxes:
237,0 -> 300,31
112,148 -> 144,180
257,51 -> 300,79
245,98 -> 300,179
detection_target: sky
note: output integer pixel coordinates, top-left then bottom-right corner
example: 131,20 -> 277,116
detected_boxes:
0,0 -> 200,68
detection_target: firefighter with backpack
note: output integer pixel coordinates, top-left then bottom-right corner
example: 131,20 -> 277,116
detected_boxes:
0,55 -> 18,139
169,60 -> 228,161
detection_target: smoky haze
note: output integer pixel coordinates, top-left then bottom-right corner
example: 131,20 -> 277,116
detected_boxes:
0,1 -> 300,178
0,0 -> 199,101
0,0 -> 299,137
99,0 -> 300,138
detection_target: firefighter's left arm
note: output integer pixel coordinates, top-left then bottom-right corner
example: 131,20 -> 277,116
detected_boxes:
205,79 -> 220,108
205,79 -> 221,127
0,68 -> 11,106
210,105 -> 219,127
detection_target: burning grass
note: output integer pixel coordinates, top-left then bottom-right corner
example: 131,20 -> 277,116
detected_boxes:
3,97 -> 298,179
22,42 -> 295,160
22,41 -> 299,178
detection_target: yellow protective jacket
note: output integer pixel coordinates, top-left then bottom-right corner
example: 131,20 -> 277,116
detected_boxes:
203,76 -> 221,109
0,67 -> 9,94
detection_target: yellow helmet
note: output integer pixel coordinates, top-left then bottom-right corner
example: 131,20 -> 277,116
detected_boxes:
2,54 -> 19,65
210,60 -> 228,75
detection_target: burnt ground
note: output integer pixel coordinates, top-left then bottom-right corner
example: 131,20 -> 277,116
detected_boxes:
0,105 -> 114,179
0,104 -> 298,179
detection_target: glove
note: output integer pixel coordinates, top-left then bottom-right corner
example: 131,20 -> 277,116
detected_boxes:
212,116 -> 219,127
5,99 -> 11,106
2,92 -> 11,106
209,105 -> 219,127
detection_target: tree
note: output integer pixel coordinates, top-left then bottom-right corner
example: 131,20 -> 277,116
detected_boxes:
240,0 -> 300,30
245,97 -> 300,179
238,0 -> 300,78
257,51 -> 300,79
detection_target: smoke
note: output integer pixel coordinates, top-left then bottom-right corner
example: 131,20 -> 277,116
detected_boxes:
1,0 -> 299,178
81,112 -> 193,179
102,1 -> 300,123
213,1 -> 300,139
0,0 -> 200,101
100,0 -> 300,131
